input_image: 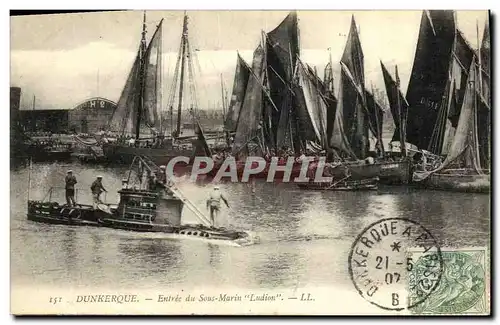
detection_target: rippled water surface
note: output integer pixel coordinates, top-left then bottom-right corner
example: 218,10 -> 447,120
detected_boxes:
10,162 -> 490,291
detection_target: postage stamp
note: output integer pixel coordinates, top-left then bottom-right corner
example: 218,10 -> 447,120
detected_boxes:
408,247 -> 489,315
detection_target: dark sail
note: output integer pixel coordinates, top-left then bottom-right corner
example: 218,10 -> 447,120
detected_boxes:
480,18 -> 490,99
427,29 -> 474,155
224,54 -> 251,132
142,20 -> 163,130
364,90 -> 384,143
341,16 -> 365,87
329,71 -> 357,159
448,31 -> 474,128
380,61 -> 409,143
295,62 -> 328,146
232,45 -> 265,156
322,62 -> 337,142
405,10 -> 456,151
107,50 -> 142,135
193,120 -> 212,157
265,12 -> 300,146
324,94 -> 338,146
477,92 -> 489,169
478,18 -> 491,169
338,16 -> 368,159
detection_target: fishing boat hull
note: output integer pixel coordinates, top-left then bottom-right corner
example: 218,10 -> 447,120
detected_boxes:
208,160 -> 304,181
324,158 -> 412,185
102,142 -> 195,168
26,201 -> 100,226
28,146 -> 73,162
71,153 -> 108,164
297,177 -> 379,191
417,170 -> 490,193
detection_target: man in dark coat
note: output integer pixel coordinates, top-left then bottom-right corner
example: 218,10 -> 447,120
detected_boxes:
65,170 -> 77,206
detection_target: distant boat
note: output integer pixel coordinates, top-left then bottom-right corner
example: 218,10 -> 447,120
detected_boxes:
102,11 -> 211,167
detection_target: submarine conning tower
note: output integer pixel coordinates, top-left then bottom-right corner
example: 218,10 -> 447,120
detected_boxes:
117,188 -> 184,226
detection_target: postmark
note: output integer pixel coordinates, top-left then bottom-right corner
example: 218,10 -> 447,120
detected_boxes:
348,217 -> 443,311
408,247 -> 488,315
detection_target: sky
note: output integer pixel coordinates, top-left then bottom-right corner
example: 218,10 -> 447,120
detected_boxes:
10,10 -> 488,111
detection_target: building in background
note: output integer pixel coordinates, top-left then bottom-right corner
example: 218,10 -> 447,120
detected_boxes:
15,96 -> 117,134
13,92 -> 227,135
10,87 -> 27,160
18,109 -> 69,133
68,97 -> 116,133
10,87 -> 21,132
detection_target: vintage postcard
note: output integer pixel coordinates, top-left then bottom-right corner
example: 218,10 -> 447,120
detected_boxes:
10,9 -> 491,315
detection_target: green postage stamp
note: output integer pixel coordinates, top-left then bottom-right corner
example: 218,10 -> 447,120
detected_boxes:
408,247 -> 489,315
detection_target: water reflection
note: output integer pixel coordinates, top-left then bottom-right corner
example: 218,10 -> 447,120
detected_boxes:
117,239 -> 183,282
253,248 -> 301,288
207,244 -> 222,267
62,228 -> 77,276
90,232 -> 103,266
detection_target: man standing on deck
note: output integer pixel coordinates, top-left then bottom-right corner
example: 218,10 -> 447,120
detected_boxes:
206,186 -> 230,228
65,170 -> 77,206
91,176 -> 107,208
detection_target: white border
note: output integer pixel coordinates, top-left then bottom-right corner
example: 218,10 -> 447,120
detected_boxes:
4,0 -> 498,323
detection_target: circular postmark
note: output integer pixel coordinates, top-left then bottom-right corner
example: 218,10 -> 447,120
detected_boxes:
348,218 -> 443,311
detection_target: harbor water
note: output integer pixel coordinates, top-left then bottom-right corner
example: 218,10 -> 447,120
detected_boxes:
11,162 -> 490,293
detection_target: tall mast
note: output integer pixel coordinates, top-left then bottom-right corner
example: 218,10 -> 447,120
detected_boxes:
371,82 -> 384,158
395,65 -> 407,157
97,68 -> 100,97
288,43 -> 294,152
135,11 -> 148,140
158,20 -> 164,136
328,47 -> 334,93
31,94 -> 35,131
476,20 -> 483,96
475,20 -> 484,170
175,12 -> 188,137
314,66 -> 325,148
472,55 -> 481,170
220,73 -> 226,121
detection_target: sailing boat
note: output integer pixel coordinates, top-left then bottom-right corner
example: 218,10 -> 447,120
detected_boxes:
413,58 -> 490,192
412,18 -> 490,193
208,13 -> 305,180
224,53 -> 251,138
214,12 -> 406,185
323,15 -> 412,184
212,12 -> 344,181
102,12 -> 210,167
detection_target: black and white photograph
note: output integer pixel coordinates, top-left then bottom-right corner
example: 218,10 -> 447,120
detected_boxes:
9,9 -> 491,315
